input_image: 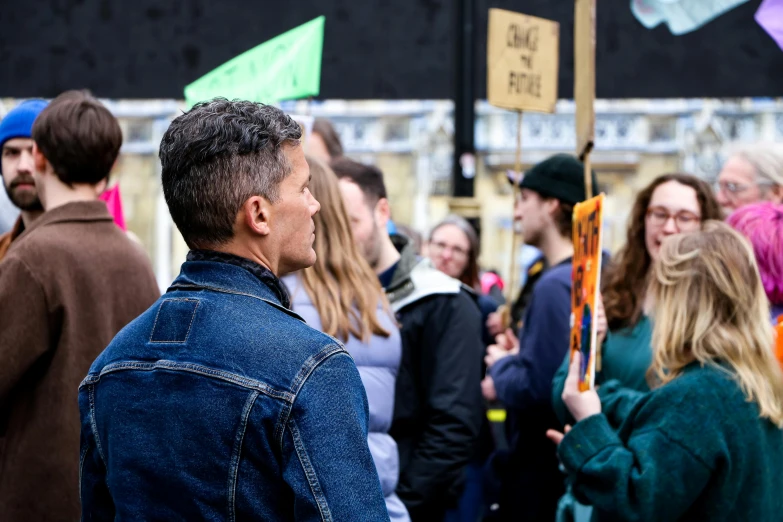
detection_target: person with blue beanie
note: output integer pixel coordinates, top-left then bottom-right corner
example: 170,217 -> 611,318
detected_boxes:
0,99 -> 48,259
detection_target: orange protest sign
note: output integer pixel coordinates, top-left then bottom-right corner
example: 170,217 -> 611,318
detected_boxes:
569,194 -> 604,391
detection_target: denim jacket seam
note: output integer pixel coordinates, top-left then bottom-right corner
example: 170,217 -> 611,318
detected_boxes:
275,344 -> 348,451
78,442 -> 88,504
289,418 -> 333,522
288,344 -> 348,397
148,298 -> 201,344
228,390 -> 260,521
167,283 -> 304,322
88,384 -> 109,472
89,361 -> 295,403
274,401 -> 294,455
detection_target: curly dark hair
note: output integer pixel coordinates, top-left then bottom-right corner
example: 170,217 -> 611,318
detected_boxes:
159,98 -> 302,249
603,173 -> 723,330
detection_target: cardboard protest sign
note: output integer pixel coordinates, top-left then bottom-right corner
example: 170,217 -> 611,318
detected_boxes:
569,194 -> 604,391
575,0 -> 596,158
184,16 -> 325,107
487,9 -> 559,113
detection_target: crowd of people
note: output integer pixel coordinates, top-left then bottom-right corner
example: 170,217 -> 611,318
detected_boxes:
0,93 -> 782,521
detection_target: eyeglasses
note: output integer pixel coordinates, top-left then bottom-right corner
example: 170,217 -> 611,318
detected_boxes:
429,241 -> 469,260
714,181 -> 754,196
646,206 -> 701,230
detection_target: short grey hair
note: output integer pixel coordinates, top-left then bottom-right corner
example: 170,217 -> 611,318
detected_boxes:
159,98 -> 302,249
730,142 -> 783,188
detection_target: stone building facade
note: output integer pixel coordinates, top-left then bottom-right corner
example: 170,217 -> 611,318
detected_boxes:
2,97 -> 781,288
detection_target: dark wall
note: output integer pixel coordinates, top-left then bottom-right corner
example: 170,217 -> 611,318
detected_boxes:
1,0 -> 780,100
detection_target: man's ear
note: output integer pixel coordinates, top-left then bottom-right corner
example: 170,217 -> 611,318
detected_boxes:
543,196 -> 561,218
374,198 -> 391,228
32,143 -> 47,173
242,196 -> 273,237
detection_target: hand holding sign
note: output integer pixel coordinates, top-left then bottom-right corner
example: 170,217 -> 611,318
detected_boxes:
561,351 -> 601,422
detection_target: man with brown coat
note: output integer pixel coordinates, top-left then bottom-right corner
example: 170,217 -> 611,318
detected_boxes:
0,90 -> 160,521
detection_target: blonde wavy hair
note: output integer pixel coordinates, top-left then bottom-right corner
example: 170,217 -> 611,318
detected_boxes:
650,220 -> 783,427
298,155 -> 392,343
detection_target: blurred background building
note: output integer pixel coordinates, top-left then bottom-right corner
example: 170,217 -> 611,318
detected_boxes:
3,96 -> 779,288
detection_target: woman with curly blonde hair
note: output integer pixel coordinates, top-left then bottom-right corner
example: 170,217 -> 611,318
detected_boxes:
548,221 -> 783,521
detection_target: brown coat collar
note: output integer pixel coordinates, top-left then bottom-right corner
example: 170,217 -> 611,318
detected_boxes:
15,201 -> 112,243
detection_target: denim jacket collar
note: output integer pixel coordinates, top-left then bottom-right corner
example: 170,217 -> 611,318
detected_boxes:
168,250 -> 296,316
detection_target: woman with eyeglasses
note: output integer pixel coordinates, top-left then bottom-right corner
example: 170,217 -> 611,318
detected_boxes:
714,143 -> 783,214
551,173 -> 722,521
548,221 -> 783,521
427,215 -> 499,522
428,215 -> 501,342
428,216 -> 481,289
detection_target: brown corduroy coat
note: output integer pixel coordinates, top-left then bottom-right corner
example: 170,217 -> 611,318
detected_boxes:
0,201 -> 160,521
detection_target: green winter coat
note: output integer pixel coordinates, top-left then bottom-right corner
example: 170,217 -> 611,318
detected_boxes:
558,362 -> 783,521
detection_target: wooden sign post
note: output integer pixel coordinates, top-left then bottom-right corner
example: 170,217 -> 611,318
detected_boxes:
572,0 -> 602,376
574,0 -> 596,198
486,8 -> 559,321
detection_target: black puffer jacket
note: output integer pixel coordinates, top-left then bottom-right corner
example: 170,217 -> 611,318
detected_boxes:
386,235 -> 484,521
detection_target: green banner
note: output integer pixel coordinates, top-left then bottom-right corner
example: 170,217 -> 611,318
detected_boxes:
184,16 -> 325,107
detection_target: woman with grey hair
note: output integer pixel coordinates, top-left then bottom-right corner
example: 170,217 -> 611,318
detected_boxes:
716,142 -> 783,213
428,215 -> 481,289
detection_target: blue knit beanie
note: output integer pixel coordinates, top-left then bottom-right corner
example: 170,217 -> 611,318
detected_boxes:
0,99 -> 49,174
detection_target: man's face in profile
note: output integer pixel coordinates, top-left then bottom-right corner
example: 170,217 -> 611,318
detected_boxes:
338,179 -> 384,270
272,144 -> 321,276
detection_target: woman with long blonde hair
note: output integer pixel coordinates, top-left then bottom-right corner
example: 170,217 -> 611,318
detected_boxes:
548,221 -> 783,521
282,156 -> 409,522
550,173 -> 723,521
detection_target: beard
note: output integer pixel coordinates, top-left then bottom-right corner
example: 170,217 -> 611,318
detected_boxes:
363,234 -> 383,270
4,175 -> 43,212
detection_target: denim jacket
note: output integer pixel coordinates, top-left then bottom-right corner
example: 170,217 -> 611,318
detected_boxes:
79,251 -> 390,521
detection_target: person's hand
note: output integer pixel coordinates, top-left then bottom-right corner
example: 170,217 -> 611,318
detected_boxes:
486,312 -> 505,338
596,292 -> 608,345
481,376 -> 497,401
562,352 -> 601,422
485,345 -> 511,368
484,329 -> 519,368
546,425 -> 571,445
495,328 -> 519,352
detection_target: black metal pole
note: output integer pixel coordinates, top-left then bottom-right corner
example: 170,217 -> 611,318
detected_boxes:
452,0 -> 476,198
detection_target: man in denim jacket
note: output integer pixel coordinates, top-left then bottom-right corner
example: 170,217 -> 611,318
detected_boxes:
78,99 -> 390,521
